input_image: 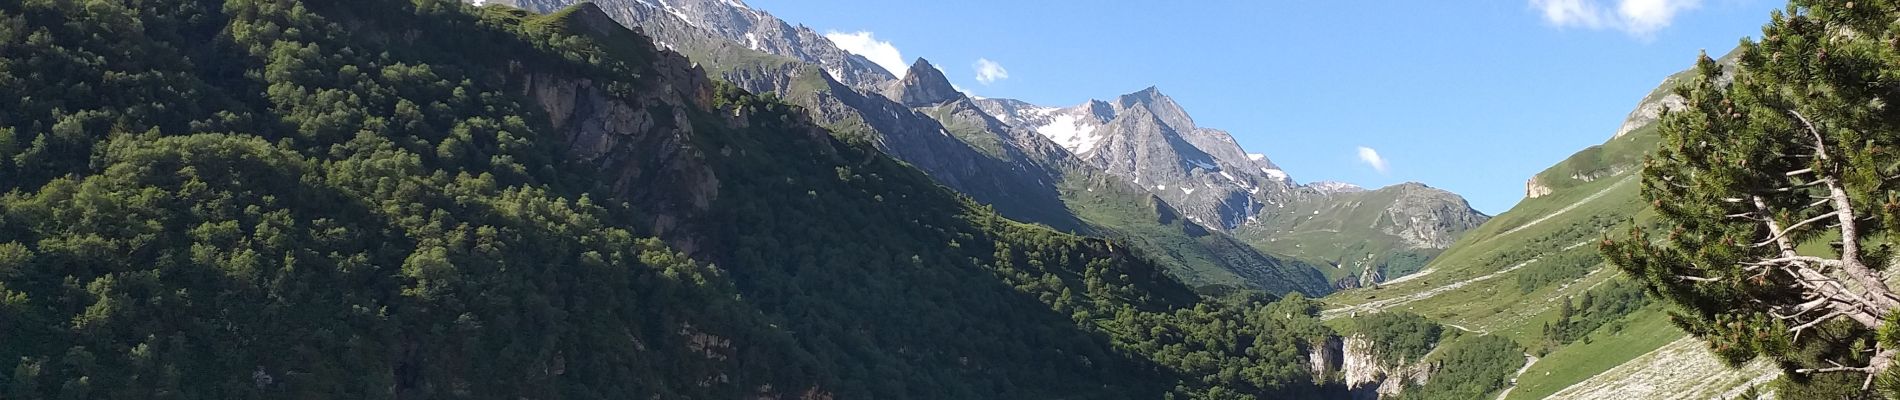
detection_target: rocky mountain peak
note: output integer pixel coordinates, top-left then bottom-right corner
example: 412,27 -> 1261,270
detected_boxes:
1309,181 -> 1367,195
1084,99 -> 1118,120
883,58 -> 964,107
1114,86 -> 1195,132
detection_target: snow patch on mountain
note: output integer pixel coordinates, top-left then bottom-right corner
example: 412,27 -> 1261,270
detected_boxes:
1034,114 -> 1102,154
653,0 -> 692,24
1261,168 -> 1290,181
1309,181 -> 1366,195
1186,158 -> 1217,171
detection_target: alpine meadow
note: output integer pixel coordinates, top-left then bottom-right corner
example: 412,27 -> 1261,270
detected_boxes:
1,0 -> 1898,399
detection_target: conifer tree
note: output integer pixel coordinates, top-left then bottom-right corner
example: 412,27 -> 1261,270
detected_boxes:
1605,0 -> 1900,393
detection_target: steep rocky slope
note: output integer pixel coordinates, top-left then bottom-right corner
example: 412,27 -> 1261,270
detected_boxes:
981,91 -> 1489,287
0,0 -> 1364,397
493,0 -> 1338,295
499,0 -> 1486,293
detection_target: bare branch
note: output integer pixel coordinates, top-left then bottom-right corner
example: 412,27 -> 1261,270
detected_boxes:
1754,211 -> 1841,248
1787,309 -> 1844,334
1744,256 -> 1843,268
1754,196 -> 1804,257
1677,275 -> 1723,283
1823,177 -> 1897,309
1796,348 -> 1897,390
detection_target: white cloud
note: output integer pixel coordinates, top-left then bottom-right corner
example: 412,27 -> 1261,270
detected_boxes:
1617,0 -> 1698,35
1356,146 -> 1389,174
824,31 -> 907,77
1533,0 -> 1606,28
1530,0 -> 1700,37
973,58 -> 1009,85
951,83 -> 978,97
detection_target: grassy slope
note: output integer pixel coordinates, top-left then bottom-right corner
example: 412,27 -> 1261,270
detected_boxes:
1506,307 -> 1679,399
1238,187 -> 1449,284
1059,171 -> 1333,295
1316,96 -> 1702,398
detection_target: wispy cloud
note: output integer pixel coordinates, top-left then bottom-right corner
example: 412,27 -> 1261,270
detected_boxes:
1530,0 -> 1700,37
973,58 -> 1010,85
824,31 -> 908,77
1356,146 -> 1389,174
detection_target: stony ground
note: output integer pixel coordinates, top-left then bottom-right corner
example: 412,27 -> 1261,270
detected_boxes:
1544,336 -> 1778,400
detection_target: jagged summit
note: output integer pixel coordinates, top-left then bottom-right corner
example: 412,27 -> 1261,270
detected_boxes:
1114,86 -> 1195,133
882,58 -> 965,107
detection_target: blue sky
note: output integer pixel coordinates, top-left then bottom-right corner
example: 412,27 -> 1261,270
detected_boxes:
750,0 -> 1781,214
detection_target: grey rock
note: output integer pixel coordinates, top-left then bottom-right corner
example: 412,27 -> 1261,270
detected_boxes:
882,58 -> 964,107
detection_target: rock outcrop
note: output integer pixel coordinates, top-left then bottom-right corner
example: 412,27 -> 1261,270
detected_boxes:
1341,334 -> 1437,400
1525,176 -> 1554,199
882,58 -> 963,107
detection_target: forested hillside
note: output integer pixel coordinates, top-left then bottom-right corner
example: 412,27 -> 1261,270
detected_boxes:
0,0 -> 1352,398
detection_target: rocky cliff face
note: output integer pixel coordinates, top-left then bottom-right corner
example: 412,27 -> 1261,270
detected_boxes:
504,0 -> 1112,231
483,0 -> 1485,295
1525,176 -> 1554,198
509,6 -> 734,254
980,88 -> 1487,284
1377,183 -> 1491,249
977,89 -> 1308,230
1341,335 -> 1437,400
1612,92 -> 1687,139
881,59 -> 964,107
499,0 -> 894,90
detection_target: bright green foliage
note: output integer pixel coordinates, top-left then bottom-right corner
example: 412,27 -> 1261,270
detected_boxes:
1603,0 -> 1900,395
1399,335 -> 1523,400
0,0 -> 1349,398
1346,312 -> 1443,366
1540,279 -> 1648,348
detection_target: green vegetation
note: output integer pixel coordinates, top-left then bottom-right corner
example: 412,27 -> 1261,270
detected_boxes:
1511,234 -> 1607,294
1311,36 -> 1724,400
1343,312 -> 1443,365
1603,1 -> 1900,396
1060,174 -> 1332,296
1505,305 -> 1681,400
1539,279 -> 1648,350
1238,184 -> 1470,285
1401,335 -> 1523,400
0,0 -> 1361,398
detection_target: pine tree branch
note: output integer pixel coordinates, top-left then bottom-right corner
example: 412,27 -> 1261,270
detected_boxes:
1824,178 -> 1897,308
1754,196 -> 1804,257
1787,309 -> 1844,342
1796,347 -> 1898,390
1785,109 -> 1899,310
1754,210 -> 1840,248
1787,257 -> 1889,327
1744,255 -> 1843,268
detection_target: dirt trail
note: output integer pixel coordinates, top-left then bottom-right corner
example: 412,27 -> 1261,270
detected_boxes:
1360,178 -> 1626,293
1493,177 -> 1631,240
1494,353 -> 1540,400
1321,240 -> 1594,320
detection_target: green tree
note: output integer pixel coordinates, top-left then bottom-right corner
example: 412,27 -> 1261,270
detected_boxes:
1604,1 -> 1900,394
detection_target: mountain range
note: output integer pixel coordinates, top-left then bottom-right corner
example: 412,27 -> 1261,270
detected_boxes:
495,0 -> 1490,293
0,0 -> 1825,398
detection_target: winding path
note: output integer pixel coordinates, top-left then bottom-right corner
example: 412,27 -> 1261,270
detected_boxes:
1320,240 -> 1595,320
1493,177 -> 1631,240
1494,353 -> 1541,400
